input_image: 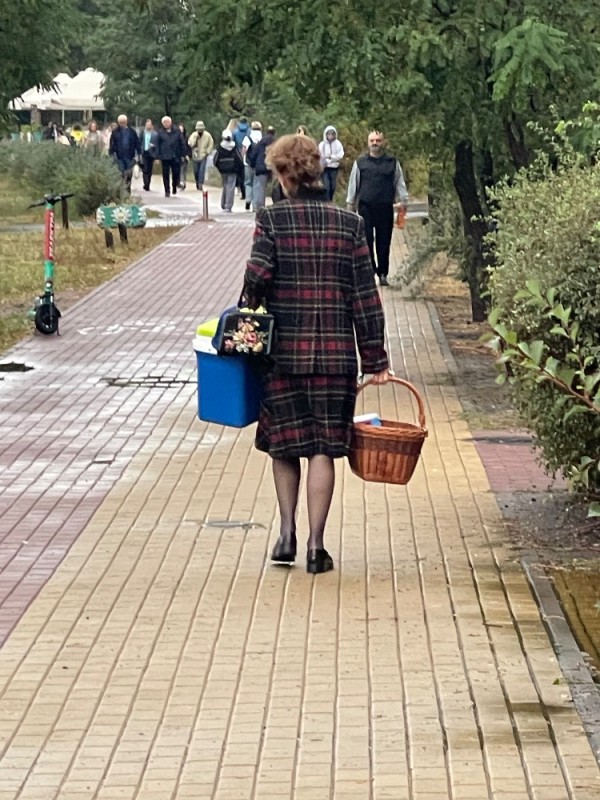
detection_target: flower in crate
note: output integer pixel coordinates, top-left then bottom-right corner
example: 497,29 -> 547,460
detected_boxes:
224,315 -> 269,355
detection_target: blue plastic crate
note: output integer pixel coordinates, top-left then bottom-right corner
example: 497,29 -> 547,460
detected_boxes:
194,335 -> 263,428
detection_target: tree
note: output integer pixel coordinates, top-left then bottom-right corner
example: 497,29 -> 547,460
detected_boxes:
179,0 -> 599,319
86,0 -> 192,119
0,0 -> 80,121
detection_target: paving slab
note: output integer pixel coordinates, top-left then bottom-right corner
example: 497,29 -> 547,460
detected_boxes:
0,220 -> 599,799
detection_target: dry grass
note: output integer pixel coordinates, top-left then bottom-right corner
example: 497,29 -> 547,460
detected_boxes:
0,178 -> 45,225
0,225 -> 178,354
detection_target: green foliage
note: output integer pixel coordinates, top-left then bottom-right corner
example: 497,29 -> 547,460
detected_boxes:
490,19 -> 569,103
86,0 -> 192,118
0,142 -> 124,216
487,128 -> 600,493
173,0 -> 599,320
0,0 -> 80,124
56,152 -> 125,216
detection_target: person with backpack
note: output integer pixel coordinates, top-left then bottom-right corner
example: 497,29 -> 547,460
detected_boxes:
241,121 -> 263,211
187,121 -> 214,191
213,129 -> 244,212
346,130 -> 408,286
233,116 -> 250,200
318,125 -> 344,201
248,126 -> 276,211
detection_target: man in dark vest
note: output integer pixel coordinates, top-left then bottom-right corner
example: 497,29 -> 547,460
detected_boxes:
346,131 -> 408,286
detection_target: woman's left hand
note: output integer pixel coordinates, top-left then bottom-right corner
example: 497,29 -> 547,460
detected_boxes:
370,369 -> 391,385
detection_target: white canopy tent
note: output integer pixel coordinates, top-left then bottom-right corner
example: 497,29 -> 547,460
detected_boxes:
9,69 -> 106,123
9,72 -> 73,112
49,69 -> 105,113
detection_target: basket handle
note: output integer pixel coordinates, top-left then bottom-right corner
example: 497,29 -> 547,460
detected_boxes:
357,375 -> 427,430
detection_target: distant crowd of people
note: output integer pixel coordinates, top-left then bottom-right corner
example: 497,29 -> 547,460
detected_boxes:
40,114 -> 409,284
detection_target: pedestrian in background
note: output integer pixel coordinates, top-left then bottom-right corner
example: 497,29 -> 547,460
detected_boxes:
42,122 -> 58,141
241,133 -> 389,574
104,121 -> 117,152
233,116 -> 250,200
346,130 -> 408,286
156,116 -> 185,198
241,120 -> 263,211
70,124 -> 85,146
84,120 -> 104,155
140,119 -> 158,191
109,114 -> 140,194
177,122 -> 191,190
319,125 -> 344,202
213,129 -> 243,212
248,125 -> 276,211
187,121 -> 214,191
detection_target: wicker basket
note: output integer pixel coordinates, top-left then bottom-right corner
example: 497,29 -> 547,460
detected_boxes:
348,376 -> 428,485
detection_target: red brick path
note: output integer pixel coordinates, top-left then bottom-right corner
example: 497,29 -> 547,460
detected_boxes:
472,431 -> 566,493
0,221 -> 254,644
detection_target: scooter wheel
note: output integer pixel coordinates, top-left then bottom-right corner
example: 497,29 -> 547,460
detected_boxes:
34,303 -> 61,335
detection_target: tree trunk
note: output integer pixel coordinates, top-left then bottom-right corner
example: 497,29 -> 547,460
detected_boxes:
452,139 -> 489,323
504,115 -> 530,170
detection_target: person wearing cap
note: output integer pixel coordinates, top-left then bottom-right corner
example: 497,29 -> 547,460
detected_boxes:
241,121 -> 263,211
187,121 -> 214,191
213,129 -> 244,212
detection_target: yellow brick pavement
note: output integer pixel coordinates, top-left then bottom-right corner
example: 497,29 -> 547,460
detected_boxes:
0,233 -> 599,799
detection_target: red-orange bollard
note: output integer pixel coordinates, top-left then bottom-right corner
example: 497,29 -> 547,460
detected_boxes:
396,205 -> 407,228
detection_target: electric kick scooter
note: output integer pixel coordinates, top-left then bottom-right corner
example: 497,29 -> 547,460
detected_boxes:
28,193 -> 74,335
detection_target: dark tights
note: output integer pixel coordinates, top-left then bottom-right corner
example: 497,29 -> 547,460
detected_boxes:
272,455 -> 335,550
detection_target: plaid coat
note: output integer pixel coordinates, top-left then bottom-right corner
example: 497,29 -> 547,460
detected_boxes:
242,193 -> 389,375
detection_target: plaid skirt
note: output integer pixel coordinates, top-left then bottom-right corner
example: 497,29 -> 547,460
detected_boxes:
256,373 -> 357,459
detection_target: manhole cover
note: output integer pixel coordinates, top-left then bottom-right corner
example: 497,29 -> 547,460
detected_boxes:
202,520 -> 265,530
103,375 -> 194,388
0,361 -> 34,372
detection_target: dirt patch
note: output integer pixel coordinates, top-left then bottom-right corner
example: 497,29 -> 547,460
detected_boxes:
423,264 -> 518,431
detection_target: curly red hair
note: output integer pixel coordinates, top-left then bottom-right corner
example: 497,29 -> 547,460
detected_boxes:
266,134 -> 323,195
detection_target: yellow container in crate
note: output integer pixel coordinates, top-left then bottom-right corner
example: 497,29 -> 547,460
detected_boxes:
196,318 -> 219,337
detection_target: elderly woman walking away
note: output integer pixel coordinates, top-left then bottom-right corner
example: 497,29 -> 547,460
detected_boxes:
241,134 -> 390,574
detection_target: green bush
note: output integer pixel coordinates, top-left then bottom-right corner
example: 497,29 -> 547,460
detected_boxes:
0,141 -> 124,216
56,151 -> 125,216
487,146 -> 600,496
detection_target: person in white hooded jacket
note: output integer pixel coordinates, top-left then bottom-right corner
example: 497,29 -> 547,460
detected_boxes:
318,125 -> 344,201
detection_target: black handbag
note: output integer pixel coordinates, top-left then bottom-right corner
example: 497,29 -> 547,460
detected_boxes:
212,305 -> 275,357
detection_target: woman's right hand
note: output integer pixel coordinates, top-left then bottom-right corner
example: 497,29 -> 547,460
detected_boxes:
370,368 -> 390,385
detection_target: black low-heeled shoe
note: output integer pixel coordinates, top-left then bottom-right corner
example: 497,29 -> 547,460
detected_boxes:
271,536 -> 297,565
306,549 -> 334,574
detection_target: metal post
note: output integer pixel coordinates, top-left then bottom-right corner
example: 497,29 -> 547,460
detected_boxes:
202,191 -> 209,221
117,223 -> 128,244
61,196 -> 69,230
104,229 -> 114,249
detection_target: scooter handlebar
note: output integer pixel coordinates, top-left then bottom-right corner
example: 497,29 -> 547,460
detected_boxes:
28,192 -> 75,209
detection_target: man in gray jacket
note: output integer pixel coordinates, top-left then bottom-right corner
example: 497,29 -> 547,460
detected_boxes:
346,131 -> 408,286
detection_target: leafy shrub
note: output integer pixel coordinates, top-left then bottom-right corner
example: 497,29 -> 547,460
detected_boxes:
0,141 -> 124,215
487,142 -> 600,497
55,151 -> 125,216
